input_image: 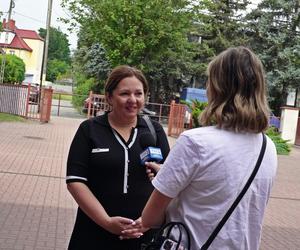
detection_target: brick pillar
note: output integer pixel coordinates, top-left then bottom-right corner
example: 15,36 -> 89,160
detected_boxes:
40,88 -> 53,123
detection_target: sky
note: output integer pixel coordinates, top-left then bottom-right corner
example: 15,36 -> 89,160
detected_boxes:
248,0 -> 262,11
0,0 -> 78,50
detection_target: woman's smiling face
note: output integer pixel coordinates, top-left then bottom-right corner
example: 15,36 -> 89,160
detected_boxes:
107,76 -> 145,119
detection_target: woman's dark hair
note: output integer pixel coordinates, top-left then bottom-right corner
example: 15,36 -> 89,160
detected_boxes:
200,46 -> 270,133
104,65 -> 149,96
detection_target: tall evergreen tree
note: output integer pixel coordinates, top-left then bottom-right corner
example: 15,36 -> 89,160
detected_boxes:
189,0 -> 251,84
72,42 -> 111,92
196,0 -> 250,54
246,0 -> 300,114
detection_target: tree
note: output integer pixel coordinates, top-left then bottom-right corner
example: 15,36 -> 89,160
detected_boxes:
72,42 -> 111,94
46,59 -> 69,82
0,54 -> 25,84
62,0 -> 201,103
246,0 -> 300,115
195,0 -> 250,53
39,27 -> 71,63
39,27 -> 71,82
82,43 -> 111,82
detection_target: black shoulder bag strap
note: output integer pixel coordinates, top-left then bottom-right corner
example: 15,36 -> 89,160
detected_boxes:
201,133 -> 267,250
142,115 -> 157,145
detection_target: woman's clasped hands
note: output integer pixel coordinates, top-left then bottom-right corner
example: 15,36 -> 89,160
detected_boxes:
119,217 -> 149,240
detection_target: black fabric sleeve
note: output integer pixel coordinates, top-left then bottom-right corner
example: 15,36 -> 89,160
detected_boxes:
152,121 -> 170,163
66,121 -> 92,184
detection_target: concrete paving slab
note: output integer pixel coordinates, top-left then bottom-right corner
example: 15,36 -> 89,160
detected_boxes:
0,116 -> 299,250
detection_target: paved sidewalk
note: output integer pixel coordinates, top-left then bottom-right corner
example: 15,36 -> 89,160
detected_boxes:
0,116 -> 299,250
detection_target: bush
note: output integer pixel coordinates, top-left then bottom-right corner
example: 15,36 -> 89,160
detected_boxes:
0,54 -> 25,83
72,77 -> 97,110
181,99 -> 208,128
266,127 -> 291,155
46,59 -> 70,82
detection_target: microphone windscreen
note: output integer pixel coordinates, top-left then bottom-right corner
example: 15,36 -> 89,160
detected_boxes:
140,133 -> 156,149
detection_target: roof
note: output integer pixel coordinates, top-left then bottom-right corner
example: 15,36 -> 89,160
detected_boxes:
0,19 -> 44,52
0,33 -> 33,52
16,29 -> 44,41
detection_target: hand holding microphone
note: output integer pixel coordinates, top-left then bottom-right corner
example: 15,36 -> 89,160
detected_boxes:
145,162 -> 161,181
139,133 -> 163,180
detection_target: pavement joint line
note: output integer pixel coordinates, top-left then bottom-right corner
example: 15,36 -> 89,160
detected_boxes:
269,196 -> 300,202
0,170 -> 65,179
1,173 -> 299,200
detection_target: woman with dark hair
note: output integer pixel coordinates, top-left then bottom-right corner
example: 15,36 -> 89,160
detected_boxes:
66,65 -> 170,249
141,47 -> 277,250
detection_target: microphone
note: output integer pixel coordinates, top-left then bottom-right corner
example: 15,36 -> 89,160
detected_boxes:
139,133 -> 163,165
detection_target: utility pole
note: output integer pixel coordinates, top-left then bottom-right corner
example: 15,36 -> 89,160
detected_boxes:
39,0 -> 53,90
7,0 -> 14,21
0,0 -> 15,84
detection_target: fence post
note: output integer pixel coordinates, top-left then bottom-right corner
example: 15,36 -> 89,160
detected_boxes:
87,90 -> 93,119
57,93 -> 61,116
168,100 -> 175,136
40,87 -> 53,123
159,104 -> 162,123
24,84 -> 31,118
167,100 -> 186,137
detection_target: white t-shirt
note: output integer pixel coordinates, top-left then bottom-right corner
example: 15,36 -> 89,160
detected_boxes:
153,126 -> 277,250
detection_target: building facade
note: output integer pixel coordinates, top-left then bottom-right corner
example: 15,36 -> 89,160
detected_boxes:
0,19 -> 44,84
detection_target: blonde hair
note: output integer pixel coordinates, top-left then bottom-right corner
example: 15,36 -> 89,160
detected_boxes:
200,46 -> 270,133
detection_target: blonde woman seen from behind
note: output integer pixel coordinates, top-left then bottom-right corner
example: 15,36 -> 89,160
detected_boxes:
141,47 -> 277,250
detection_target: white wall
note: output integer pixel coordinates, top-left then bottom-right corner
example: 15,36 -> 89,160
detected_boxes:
0,31 -> 14,44
280,107 -> 299,144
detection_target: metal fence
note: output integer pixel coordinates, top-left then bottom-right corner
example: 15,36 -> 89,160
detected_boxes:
85,91 -> 172,124
0,85 -> 188,137
0,84 -> 52,122
0,84 -> 33,118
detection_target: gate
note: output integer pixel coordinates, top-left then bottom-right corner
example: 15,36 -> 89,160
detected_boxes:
86,91 -> 171,124
0,84 -> 52,122
86,91 -> 110,119
167,101 -> 187,137
0,84 -> 29,117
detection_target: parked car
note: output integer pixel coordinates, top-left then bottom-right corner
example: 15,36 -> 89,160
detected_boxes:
29,85 -> 39,103
140,107 -> 159,121
22,83 -> 39,104
82,97 -> 102,116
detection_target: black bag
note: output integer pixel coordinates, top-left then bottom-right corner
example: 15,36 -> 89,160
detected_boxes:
141,222 -> 191,250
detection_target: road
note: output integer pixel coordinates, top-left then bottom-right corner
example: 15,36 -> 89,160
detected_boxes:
51,99 -> 85,119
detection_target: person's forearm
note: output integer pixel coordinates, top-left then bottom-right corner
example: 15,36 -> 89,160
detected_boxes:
67,182 -> 110,228
142,189 -> 172,228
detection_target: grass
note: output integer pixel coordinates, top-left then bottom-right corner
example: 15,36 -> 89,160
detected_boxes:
52,93 -> 73,101
0,113 -> 26,122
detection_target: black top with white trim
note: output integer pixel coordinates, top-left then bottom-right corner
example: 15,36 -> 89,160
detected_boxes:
66,112 -> 170,249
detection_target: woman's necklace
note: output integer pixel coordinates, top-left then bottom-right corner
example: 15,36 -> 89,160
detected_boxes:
108,114 -> 137,142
